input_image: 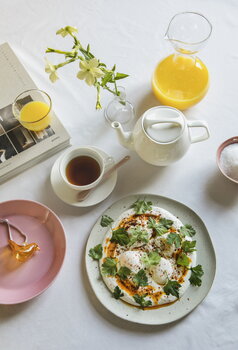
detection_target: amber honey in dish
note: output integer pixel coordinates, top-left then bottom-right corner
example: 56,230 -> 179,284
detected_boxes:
66,156 -> 101,186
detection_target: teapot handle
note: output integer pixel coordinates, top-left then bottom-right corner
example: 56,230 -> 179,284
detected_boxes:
187,120 -> 210,144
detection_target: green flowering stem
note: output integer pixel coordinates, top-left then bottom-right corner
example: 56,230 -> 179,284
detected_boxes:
45,26 -> 129,109
55,58 -> 76,69
95,83 -> 102,110
46,48 -> 71,55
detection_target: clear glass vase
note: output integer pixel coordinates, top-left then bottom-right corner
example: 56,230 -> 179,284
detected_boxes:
104,86 -> 135,126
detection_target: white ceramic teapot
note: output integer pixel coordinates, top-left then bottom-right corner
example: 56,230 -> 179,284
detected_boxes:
112,106 -> 210,166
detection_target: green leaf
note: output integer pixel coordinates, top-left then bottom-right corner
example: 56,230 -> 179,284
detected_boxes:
159,218 -> 174,228
180,224 -> 196,237
101,71 -> 113,87
182,240 -> 197,253
112,286 -> 124,299
147,217 -> 171,236
189,265 -> 204,286
176,253 -> 190,267
141,251 -> 161,266
133,294 -> 152,308
128,226 -> 149,245
131,199 -> 152,214
166,233 -> 182,248
100,215 -> 114,227
163,279 -> 181,298
133,269 -> 148,287
88,244 -> 103,260
115,72 -> 129,80
117,266 -> 131,280
111,228 -> 130,246
101,257 -> 117,276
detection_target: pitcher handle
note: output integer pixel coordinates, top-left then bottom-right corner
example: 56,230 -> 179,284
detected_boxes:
187,120 -> 210,144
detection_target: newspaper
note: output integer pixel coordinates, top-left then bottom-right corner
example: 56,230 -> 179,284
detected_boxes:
0,43 -> 70,183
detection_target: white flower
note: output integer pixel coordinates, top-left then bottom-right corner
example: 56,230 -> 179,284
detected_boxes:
45,58 -> 59,83
56,26 -> 78,37
77,58 -> 104,86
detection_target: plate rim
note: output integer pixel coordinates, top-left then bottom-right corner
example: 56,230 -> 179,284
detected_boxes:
85,193 -> 216,325
0,199 -> 66,305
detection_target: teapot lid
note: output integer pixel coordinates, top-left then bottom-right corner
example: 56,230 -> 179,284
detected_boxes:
143,107 -> 184,143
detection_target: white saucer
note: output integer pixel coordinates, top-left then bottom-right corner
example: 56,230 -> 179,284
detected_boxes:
50,146 -> 117,207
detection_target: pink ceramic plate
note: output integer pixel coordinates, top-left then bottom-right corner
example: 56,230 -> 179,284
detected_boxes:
0,200 -> 66,304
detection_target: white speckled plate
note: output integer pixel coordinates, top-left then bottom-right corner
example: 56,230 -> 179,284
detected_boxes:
85,194 -> 216,325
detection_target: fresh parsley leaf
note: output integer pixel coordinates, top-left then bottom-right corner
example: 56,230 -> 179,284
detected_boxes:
100,215 -> 114,227
133,294 -> 152,308
189,264 -> 204,286
88,244 -> 103,260
159,218 -> 174,228
163,279 -> 181,298
131,199 -> 152,214
101,257 -> 117,276
166,233 -> 182,248
112,286 -> 124,299
111,228 -> 130,246
176,252 -> 190,267
182,240 -> 197,253
133,269 -> 148,287
141,251 -> 161,266
117,266 -> 131,280
180,224 -> 196,237
128,226 -> 149,245
147,217 -> 171,236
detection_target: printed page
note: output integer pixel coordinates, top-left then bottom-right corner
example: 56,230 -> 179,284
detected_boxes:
0,43 -> 70,181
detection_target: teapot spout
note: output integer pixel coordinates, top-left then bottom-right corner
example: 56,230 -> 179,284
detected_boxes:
111,121 -> 134,150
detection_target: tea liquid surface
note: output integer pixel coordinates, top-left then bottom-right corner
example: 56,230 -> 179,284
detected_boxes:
66,156 -> 100,186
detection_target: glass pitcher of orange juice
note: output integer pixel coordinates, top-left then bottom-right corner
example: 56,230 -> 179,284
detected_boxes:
152,12 -> 212,110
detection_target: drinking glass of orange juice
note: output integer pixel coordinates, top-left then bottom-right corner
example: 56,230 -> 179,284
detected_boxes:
12,89 -> 52,131
152,12 -> 212,110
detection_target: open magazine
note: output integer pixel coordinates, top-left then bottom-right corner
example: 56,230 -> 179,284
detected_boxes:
0,42 -> 70,183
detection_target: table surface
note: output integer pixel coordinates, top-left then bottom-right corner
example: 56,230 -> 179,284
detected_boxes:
0,1 -> 237,349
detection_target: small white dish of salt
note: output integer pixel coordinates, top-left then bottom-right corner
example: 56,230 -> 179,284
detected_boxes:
217,137 -> 238,183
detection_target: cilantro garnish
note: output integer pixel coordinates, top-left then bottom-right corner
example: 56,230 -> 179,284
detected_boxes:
133,294 -> 152,308
100,215 -> 114,227
131,199 -> 152,214
159,218 -> 174,228
101,257 -> 117,276
112,286 -> 124,299
147,217 -> 172,236
182,240 -> 197,253
176,252 -> 190,267
128,226 -> 149,246
180,224 -> 196,237
117,266 -> 131,280
166,232 -> 182,248
141,251 -> 161,267
88,244 -> 103,260
163,279 -> 181,298
111,228 -> 130,246
133,269 -> 148,287
189,264 -> 204,286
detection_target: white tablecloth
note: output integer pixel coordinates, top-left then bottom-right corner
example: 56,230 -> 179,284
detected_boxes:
0,0 -> 238,349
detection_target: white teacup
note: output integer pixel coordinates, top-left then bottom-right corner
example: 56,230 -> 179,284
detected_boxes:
59,146 -> 112,191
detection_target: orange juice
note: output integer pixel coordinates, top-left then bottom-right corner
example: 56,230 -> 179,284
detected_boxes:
19,101 -> 51,131
152,54 -> 209,110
